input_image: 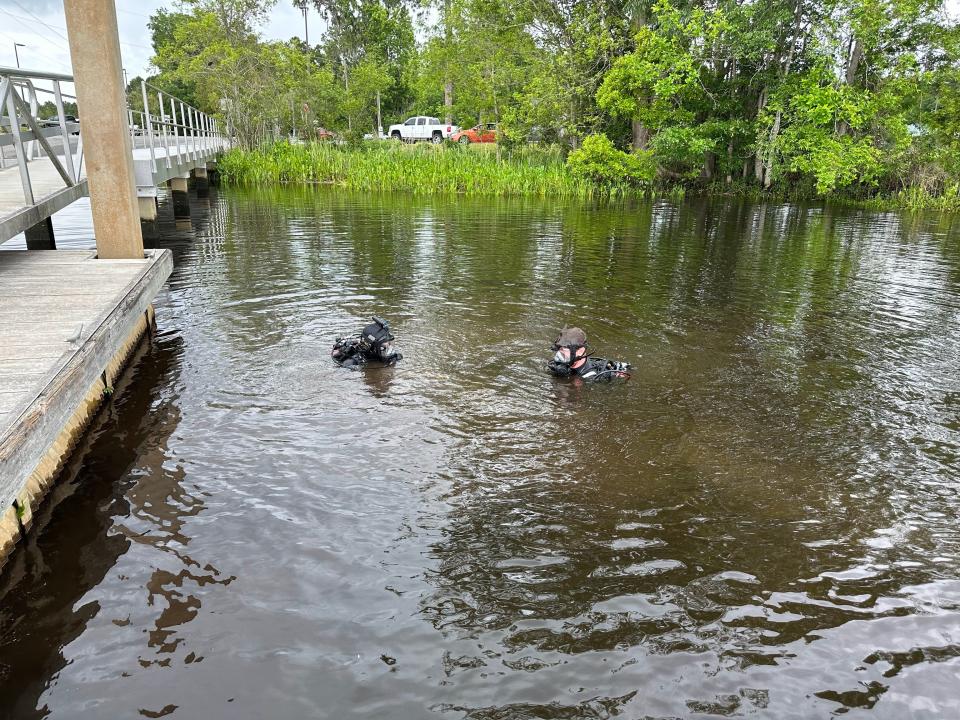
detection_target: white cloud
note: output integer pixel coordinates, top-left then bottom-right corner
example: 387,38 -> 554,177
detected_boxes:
0,0 -> 311,79
3,0 -> 957,88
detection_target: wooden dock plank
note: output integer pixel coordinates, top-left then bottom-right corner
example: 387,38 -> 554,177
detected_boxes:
0,248 -> 173,513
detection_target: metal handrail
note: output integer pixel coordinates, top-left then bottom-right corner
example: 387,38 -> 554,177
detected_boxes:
0,68 -> 82,205
134,79 -> 227,171
0,66 -> 73,82
0,66 -> 229,215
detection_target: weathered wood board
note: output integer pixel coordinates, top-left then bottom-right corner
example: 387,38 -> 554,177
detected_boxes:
0,249 -> 173,512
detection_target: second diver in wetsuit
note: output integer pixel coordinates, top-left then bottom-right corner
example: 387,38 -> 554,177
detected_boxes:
547,326 -> 631,381
331,316 -> 402,369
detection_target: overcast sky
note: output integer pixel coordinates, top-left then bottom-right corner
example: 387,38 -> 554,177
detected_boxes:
1,0 -> 958,81
0,0 -> 309,78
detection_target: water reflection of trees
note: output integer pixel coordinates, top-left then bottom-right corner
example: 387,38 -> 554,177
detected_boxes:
413,197 -> 960,716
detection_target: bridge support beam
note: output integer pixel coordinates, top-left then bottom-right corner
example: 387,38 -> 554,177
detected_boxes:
63,0 -> 144,260
25,218 -> 56,250
191,167 -> 209,198
170,176 -> 190,219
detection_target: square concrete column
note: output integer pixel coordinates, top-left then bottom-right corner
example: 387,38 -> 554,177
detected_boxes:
63,0 -> 144,259
191,166 -> 209,198
138,194 -> 159,244
170,176 -> 190,219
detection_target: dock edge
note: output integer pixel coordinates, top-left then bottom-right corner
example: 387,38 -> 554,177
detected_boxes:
0,249 -> 173,569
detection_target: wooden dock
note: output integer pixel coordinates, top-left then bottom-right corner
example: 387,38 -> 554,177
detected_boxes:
0,248 -> 172,561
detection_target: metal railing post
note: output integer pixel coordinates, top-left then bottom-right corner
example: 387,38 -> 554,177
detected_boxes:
178,100 -> 185,159
158,91 -> 171,169
188,105 -> 197,159
181,101 -> 192,160
53,80 -> 77,183
27,82 -> 37,160
185,104 -> 192,159
170,96 -> 182,162
5,84 -> 34,204
140,80 -> 156,169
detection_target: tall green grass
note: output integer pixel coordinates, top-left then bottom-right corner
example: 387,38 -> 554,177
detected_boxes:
218,141 -> 631,198
856,184 -> 960,213
219,141 -> 960,212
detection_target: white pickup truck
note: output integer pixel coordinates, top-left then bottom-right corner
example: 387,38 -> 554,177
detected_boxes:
387,116 -> 460,144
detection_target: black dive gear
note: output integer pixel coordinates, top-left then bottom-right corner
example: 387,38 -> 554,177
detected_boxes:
332,317 -> 402,369
547,326 -> 631,380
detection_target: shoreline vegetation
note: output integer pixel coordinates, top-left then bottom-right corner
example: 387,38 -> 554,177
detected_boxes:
144,1 -> 960,216
218,142 -> 960,213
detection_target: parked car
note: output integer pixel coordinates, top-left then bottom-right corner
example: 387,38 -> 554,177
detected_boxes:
451,123 -> 497,144
387,116 -> 459,144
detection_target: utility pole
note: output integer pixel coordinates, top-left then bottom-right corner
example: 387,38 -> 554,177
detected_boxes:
13,43 -> 24,69
298,1 -> 309,45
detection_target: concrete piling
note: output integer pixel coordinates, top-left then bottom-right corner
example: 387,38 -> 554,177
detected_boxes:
25,217 -> 56,250
191,167 -> 209,198
138,195 -> 159,244
170,176 -> 190,219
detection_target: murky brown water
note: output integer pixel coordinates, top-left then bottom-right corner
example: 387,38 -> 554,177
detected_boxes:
2,188 -> 960,719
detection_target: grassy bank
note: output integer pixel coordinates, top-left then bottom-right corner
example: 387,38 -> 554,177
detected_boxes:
218,141 -> 639,199
219,141 -> 960,212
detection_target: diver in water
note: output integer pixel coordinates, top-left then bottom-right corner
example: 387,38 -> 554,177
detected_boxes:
547,327 -> 631,381
332,316 -> 402,369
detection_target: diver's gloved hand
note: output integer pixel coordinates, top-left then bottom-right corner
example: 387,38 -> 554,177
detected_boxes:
607,360 -> 631,372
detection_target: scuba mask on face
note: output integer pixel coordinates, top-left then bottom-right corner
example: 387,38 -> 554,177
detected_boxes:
548,327 -> 589,376
377,340 -> 397,361
552,344 -> 587,369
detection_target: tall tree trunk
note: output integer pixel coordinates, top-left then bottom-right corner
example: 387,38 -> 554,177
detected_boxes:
342,56 -> 351,132
837,37 -> 864,135
763,110 -> 782,189
444,80 -> 453,125
845,37 -> 863,86
725,58 -> 736,185
762,0 -> 803,188
726,139 -> 734,184
702,152 -> 715,181
632,117 -> 649,150
443,0 -> 453,125
375,90 -> 382,136
754,86 -> 768,183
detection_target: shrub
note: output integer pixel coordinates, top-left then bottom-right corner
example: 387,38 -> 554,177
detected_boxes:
567,134 -> 655,186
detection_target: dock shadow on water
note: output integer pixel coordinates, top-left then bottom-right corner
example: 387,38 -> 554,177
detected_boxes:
1,187 -> 959,718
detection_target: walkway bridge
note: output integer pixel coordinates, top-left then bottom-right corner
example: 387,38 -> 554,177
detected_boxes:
0,66 -> 228,248
0,0 -> 232,574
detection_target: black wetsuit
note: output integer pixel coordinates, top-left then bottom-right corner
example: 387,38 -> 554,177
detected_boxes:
331,337 -> 402,369
548,355 -> 631,380
332,318 -> 402,369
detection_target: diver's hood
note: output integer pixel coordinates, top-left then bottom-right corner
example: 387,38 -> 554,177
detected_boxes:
550,326 -> 589,373
360,317 -> 401,362
554,327 -> 587,348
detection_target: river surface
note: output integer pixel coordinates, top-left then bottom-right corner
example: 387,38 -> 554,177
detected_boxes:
1,188 -> 959,719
